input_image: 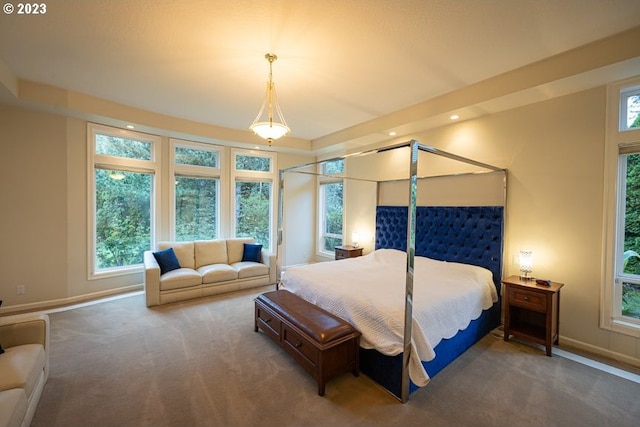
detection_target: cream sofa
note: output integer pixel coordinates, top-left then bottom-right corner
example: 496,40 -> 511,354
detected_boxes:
0,314 -> 49,427
144,238 -> 277,307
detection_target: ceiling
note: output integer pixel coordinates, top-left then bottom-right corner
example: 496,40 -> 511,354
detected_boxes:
1,0 -> 640,153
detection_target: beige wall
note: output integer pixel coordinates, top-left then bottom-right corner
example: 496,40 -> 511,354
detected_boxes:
1,106 -> 69,304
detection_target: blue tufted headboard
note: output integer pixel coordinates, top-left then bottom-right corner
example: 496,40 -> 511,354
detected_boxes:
375,206 -> 504,292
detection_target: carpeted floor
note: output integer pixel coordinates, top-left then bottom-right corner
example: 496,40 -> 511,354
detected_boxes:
31,287 -> 640,427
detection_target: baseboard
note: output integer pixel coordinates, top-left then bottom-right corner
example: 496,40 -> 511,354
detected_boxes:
560,335 -> 640,369
0,284 -> 144,315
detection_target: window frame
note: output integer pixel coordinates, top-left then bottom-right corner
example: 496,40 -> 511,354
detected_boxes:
230,149 -> 277,249
317,159 -> 345,257
602,76 -> 640,336
87,123 -> 161,279
169,139 -> 224,241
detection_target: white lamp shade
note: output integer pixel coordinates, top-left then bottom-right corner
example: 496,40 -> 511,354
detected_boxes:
519,250 -> 533,274
250,122 -> 290,140
351,232 -> 360,246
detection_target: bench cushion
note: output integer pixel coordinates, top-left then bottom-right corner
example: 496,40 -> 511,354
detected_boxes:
256,290 -> 356,344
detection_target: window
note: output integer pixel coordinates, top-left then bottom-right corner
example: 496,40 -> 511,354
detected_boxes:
318,159 -> 344,254
620,85 -> 640,131
603,77 -> 640,336
171,140 -> 221,241
617,149 -> 640,321
88,124 -> 160,277
231,150 -> 276,249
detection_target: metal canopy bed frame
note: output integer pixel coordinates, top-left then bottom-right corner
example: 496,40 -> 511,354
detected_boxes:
276,140 -> 507,402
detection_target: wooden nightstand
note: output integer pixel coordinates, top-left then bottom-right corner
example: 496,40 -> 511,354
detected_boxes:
502,275 -> 564,356
334,245 -> 363,260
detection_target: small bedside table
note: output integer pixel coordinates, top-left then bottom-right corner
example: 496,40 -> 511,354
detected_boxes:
502,275 -> 564,356
334,245 -> 363,260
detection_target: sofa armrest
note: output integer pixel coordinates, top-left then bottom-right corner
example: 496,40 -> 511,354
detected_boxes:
0,314 -> 49,352
144,250 -> 161,307
261,249 -> 277,285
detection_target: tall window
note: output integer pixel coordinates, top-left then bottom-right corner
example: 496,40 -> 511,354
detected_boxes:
88,124 -> 160,277
318,159 -> 344,254
232,150 -> 276,249
603,77 -> 640,335
618,150 -> 640,320
171,141 -> 221,241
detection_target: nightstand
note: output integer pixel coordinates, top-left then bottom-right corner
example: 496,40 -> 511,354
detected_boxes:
502,275 -> 564,356
334,245 -> 363,260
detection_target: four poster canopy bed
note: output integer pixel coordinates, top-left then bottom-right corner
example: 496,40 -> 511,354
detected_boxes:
276,141 -> 507,402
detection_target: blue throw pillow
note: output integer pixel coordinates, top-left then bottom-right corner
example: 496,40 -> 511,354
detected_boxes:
152,248 -> 181,275
242,243 -> 263,263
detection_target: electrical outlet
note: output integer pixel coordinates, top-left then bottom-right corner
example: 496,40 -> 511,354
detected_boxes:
16,284 -> 25,295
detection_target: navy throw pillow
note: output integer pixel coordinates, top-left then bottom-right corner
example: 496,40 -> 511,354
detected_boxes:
152,248 -> 181,275
242,243 -> 263,263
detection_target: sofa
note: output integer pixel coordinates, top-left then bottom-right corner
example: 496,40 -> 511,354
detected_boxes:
144,237 -> 277,307
0,314 -> 49,427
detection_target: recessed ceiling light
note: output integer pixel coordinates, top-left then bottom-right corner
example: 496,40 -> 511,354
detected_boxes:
389,131 -> 396,136
450,114 -> 460,120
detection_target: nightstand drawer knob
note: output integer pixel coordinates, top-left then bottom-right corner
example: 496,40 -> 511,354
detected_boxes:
524,296 -> 530,301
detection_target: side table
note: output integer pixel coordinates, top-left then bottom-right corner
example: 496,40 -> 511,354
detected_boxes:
502,275 -> 564,356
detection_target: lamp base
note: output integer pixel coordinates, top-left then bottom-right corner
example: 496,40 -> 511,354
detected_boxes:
519,274 -> 533,281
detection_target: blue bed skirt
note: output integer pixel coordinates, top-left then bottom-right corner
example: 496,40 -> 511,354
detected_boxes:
359,300 -> 501,398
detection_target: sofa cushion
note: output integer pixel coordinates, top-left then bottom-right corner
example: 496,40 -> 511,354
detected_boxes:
195,240 -> 227,269
159,268 -> 202,291
242,243 -> 263,263
157,241 -> 195,269
152,248 -> 181,275
199,264 -> 238,284
0,388 -> 27,427
232,261 -> 269,279
0,344 -> 45,397
227,238 -> 254,264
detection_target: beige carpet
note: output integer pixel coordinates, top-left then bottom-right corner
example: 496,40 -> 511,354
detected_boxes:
31,287 -> 640,427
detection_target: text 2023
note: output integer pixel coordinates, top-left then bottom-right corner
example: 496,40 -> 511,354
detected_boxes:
17,3 -> 47,14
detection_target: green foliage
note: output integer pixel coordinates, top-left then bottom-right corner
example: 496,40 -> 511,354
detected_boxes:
235,181 -> 271,249
624,154 -> 640,275
622,282 -> 640,318
175,177 -> 218,241
236,155 -> 270,172
175,147 -> 218,167
95,169 -> 151,269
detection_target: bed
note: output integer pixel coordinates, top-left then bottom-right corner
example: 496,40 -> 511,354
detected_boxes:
277,141 -> 506,401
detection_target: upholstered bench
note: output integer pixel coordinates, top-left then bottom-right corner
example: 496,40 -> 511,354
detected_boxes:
254,290 -> 361,396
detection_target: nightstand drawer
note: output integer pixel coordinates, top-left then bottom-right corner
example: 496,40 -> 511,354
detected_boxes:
508,287 -> 547,312
334,246 -> 363,260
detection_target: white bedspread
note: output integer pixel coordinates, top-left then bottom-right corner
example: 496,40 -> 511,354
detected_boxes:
280,249 -> 498,386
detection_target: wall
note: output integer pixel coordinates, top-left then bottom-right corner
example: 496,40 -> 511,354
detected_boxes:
0,106 -> 69,305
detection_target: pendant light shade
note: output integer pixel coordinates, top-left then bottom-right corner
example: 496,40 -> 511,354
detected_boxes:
249,53 -> 290,146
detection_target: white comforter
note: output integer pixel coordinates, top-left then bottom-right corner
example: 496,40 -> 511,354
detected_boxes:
280,249 -> 498,386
